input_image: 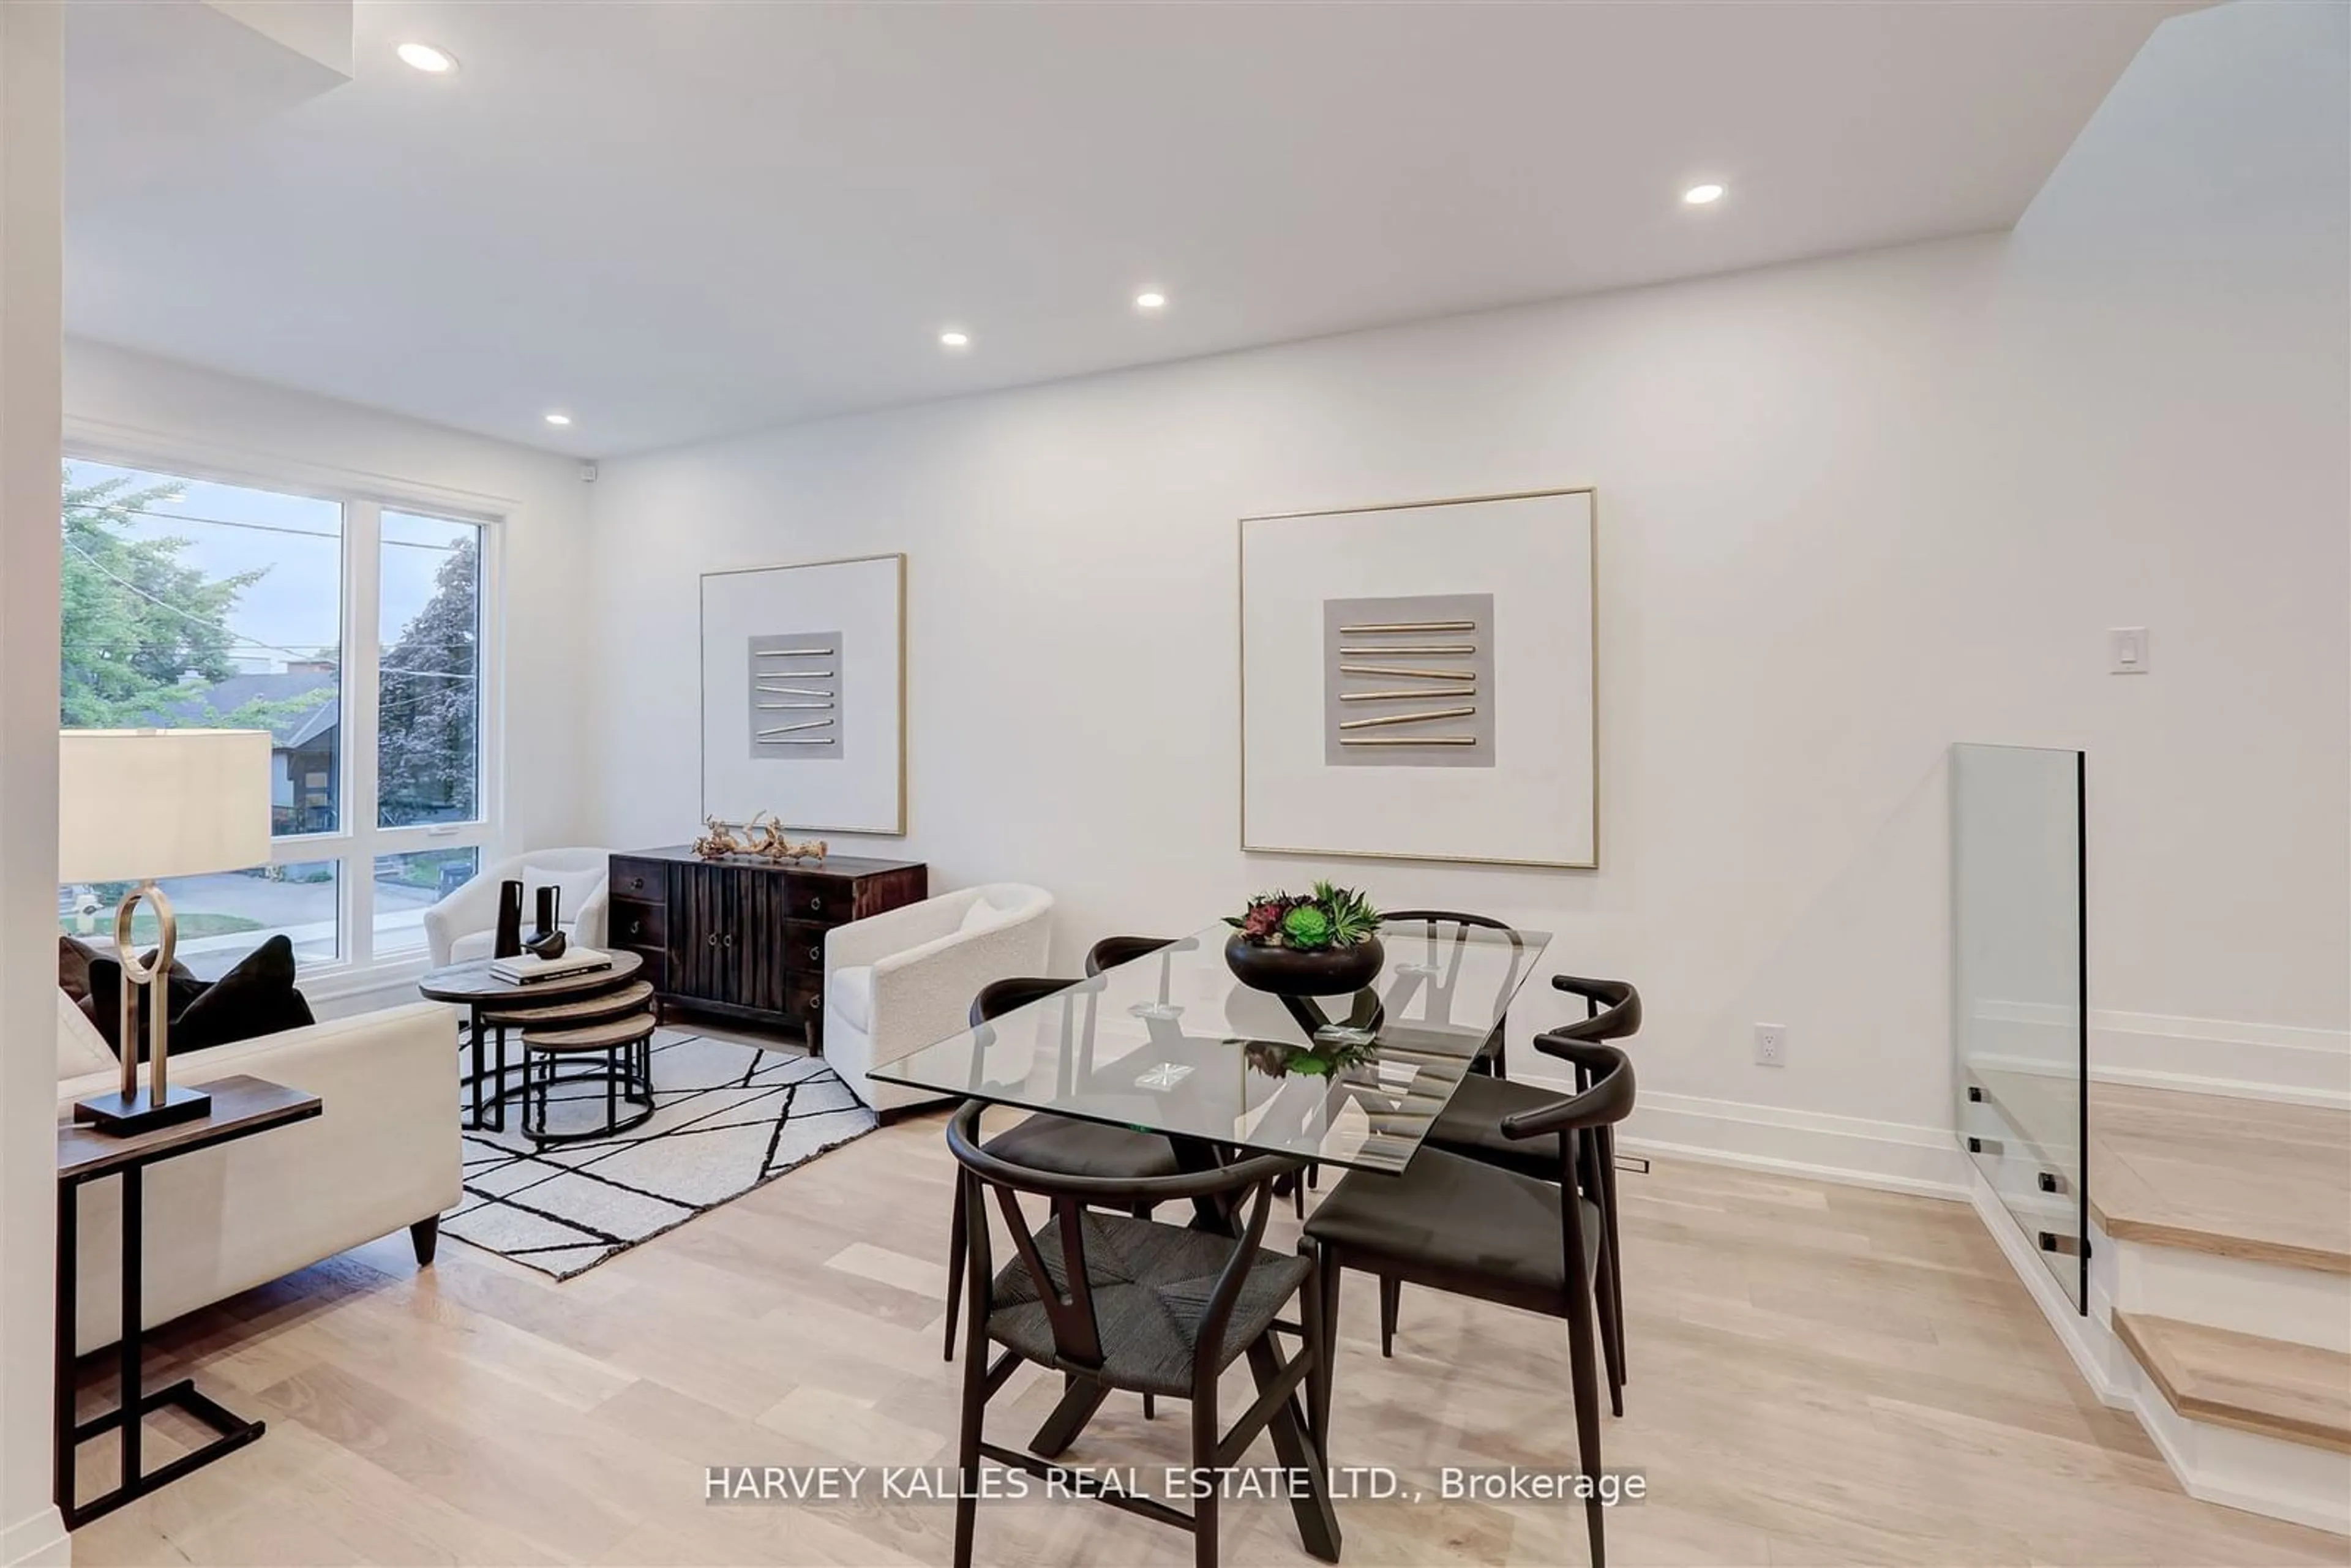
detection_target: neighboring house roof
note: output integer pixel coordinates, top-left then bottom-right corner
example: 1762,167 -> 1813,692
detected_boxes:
158,670 -> 338,749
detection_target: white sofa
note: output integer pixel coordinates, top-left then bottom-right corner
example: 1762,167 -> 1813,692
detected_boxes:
421,847 -> 612,968
824,883 -> 1053,1113
56,990 -> 461,1354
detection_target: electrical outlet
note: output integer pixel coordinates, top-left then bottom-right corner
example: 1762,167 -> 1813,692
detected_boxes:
1753,1023 -> 1788,1067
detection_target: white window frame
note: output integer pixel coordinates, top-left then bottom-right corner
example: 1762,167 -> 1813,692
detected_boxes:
62,421 -> 509,1000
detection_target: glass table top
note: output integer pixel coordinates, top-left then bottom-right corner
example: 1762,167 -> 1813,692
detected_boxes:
868,917 -> 1551,1174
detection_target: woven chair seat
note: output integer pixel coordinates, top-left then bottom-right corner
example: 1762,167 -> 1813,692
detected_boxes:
988,1210 -> 1310,1397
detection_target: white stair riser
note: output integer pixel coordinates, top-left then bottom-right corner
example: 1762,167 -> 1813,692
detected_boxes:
2107,1234 -> 2351,1354
2113,1346 -> 2351,1537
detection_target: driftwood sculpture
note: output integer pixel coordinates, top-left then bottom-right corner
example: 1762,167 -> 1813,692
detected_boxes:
692,813 -> 827,865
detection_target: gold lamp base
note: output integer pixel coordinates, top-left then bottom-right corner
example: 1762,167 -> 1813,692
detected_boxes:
78,877 -> 211,1138
72,1082 -> 212,1136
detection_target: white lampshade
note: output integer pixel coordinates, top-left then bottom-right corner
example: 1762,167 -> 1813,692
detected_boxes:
57,729 -> 274,883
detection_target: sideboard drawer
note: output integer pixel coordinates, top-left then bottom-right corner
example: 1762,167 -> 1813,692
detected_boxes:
784,973 -> 823,1022
782,920 -> 831,972
783,875 -> 854,923
609,857 -> 668,902
609,896 -> 665,950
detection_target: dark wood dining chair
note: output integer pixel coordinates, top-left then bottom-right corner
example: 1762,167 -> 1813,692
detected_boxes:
945,1100 -> 1340,1568
1085,934 -> 1175,975
1419,976 -> 1640,1407
1380,909 -> 1526,1078
1300,1039 -> 1635,1568
942,974 -> 1182,1369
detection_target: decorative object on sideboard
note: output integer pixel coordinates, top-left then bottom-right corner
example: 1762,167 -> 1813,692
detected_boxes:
523,885 -> 568,960
1239,487 -> 1597,868
58,727 -> 272,1135
1223,881 -> 1385,996
607,847 -> 928,1049
493,879 -> 525,959
702,553 -> 907,835
692,817 -> 749,860
692,811 -> 827,865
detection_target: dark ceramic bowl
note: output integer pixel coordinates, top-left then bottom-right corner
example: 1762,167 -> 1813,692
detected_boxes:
1223,931 -> 1384,996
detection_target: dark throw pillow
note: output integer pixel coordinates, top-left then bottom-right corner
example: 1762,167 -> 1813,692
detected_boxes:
60,933 -> 192,1005
88,935 -> 313,1061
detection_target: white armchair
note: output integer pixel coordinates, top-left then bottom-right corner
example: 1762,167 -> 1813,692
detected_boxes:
421,847 -> 612,969
824,883 -> 1053,1112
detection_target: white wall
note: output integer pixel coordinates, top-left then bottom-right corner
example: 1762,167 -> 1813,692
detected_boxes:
583,1 -> 2348,1177
0,6 -> 70,1561
61,339 -> 600,869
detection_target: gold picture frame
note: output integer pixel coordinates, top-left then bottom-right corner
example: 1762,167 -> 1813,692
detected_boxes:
1238,487 -> 1598,870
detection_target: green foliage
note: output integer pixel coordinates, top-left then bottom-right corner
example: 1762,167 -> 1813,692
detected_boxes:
1280,904 -> 1333,950
60,471 -> 270,727
377,538 -> 479,827
1312,880 -> 1380,947
1226,881 -> 1383,950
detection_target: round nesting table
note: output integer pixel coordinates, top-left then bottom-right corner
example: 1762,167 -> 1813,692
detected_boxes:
419,951 -> 647,1134
516,1014 -> 658,1145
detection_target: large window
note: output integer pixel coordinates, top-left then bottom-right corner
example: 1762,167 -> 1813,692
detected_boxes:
59,457 -> 496,983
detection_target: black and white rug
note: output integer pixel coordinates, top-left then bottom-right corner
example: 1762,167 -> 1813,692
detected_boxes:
444,1028 -> 877,1279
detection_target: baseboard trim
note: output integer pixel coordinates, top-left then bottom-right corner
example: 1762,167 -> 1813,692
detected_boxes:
1507,1070 -> 1970,1200
1,1506 -> 69,1567
1970,1172 -> 2351,1536
1969,1001 -> 2351,1109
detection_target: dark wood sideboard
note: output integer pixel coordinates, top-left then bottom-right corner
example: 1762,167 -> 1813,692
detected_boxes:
606,847 -> 928,1049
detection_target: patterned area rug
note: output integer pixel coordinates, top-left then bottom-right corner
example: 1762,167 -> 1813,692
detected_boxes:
444,1028 -> 877,1279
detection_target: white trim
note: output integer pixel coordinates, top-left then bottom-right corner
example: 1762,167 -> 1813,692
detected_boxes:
2119,1352 -> 2351,1537
0,1506 -> 69,1567
2094,1009 -> 2350,1109
62,413 -> 522,519
1970,1174 -> 2351,1537
59,436 -> 506,994
1968,1000 -> 2351,1109
1513,1067 -> 1970,1198
1969,1168 -> 2117,1396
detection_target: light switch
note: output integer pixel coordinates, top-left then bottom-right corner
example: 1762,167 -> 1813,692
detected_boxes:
2109,627 -> 2149,675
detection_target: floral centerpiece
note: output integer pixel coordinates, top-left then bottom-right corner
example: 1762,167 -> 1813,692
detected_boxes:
1223,881 -> 1385,996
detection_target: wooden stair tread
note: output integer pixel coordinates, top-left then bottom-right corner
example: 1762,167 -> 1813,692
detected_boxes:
2114,1311 -> 2351,1453
484,980 -> 656,1027
522,1013 -> 660,1051
2087,1082 -> 2351,1274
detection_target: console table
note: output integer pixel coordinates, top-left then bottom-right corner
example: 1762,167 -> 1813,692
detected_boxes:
607,847 -> 927,1048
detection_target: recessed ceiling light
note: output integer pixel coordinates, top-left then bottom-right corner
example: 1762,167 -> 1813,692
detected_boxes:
939,329 -> 971,350
1682,182 -> 1725,206
397,42 -> 457,73
544,412 -> 572,426
1134,291 -> 1168,312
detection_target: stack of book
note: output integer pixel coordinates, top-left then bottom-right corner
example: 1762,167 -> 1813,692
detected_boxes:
490,947 -> 615,985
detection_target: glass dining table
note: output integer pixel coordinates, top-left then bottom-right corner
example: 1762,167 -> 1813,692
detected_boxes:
868,915 -> 1552,1176
869,916 -> 1549,1562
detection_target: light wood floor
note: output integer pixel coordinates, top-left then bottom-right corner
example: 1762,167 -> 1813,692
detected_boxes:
2088,1083 -> 2351,1273
69,1120 -> 2347,1567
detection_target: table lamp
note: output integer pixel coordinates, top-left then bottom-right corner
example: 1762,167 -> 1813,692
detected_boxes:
58,729 -> 272,1135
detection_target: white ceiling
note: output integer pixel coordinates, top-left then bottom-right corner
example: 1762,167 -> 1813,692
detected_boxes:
65,1 -> 2190,457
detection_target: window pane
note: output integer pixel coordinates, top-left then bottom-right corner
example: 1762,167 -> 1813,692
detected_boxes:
60,860 -> 339,982
372,847 -> 479,956
61,460 -> 343,836
378,511 -> 482,827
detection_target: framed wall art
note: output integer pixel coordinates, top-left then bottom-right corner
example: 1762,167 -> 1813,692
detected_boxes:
701,552 -> 906,835
1239,488 -> 1595,868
